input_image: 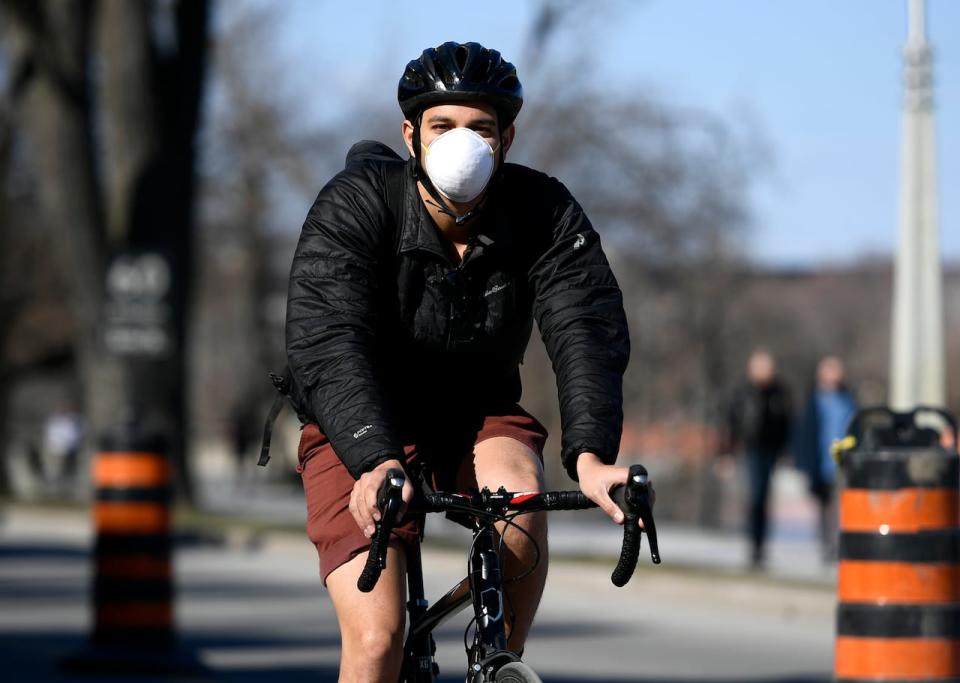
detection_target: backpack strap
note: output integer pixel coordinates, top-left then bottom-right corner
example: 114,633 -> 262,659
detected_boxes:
382,158 -> 409,244
259,141 -> 409,467
345,140 -> 408,244
257,372 -> 289,466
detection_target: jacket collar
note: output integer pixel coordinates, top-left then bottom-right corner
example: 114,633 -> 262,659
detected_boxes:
398,171 -> 513,263
398,185 -> 452,260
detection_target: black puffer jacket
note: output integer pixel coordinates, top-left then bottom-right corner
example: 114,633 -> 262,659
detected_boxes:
726,380 -> 792,455
285,147 -> 629,480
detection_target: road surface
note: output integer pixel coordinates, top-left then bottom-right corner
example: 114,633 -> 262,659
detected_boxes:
0,506 -> 833,682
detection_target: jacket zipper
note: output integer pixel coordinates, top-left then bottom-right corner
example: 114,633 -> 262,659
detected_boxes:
445,237 -> 475,352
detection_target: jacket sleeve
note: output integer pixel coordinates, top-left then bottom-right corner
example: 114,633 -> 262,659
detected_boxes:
285,166 -> 403,478
529,179 -> 631,480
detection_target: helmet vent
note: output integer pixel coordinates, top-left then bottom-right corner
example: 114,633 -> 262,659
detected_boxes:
455,45 -> 469,72
403,68 -> 424,89
398,42 -> 523,126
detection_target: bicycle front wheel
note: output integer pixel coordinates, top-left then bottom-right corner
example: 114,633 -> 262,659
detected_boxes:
494,662 -> 543,683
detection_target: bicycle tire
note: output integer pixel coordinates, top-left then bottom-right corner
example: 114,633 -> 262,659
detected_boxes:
494,662 -> 543,683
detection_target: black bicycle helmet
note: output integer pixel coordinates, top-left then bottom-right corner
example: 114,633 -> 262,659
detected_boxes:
398,41 -> 523,127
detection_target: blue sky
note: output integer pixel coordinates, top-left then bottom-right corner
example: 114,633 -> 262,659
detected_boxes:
270,0 -> 959,267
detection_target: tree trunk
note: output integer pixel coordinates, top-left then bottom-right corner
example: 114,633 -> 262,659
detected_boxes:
4,0 -> 210,502
4,1 -> 130,445
98,0 -> 159,246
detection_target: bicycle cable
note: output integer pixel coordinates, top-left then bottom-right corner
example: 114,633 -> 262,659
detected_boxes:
497,511 -> 541,585
495,511 -> 541,641
463,613 -> 479,658
463,526 -> 485,659
459,507 -> 542,659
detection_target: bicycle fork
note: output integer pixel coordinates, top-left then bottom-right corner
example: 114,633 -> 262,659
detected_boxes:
467,524 -> 518,681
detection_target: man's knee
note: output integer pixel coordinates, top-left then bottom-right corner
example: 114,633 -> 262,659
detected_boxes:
343,624 -> 404,664
470,437 -> 545,493
327,546 -> 408,676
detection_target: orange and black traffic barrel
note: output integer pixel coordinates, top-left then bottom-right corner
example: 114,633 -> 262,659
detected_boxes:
91,431 -> 174,650
61,429 -> 204,675
834,407 -> 960,682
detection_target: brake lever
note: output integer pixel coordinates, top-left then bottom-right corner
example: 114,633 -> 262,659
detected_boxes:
633,483 -> 660,565
357,468 -> 405,592
378,468 -> 407,517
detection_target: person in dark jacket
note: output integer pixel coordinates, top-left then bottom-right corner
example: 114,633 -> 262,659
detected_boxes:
286,42 -> 631,680
723,350 -> 791,568
794,356 -> 857,562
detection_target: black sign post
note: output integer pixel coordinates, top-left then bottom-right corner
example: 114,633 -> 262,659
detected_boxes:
62,250 -> 202,675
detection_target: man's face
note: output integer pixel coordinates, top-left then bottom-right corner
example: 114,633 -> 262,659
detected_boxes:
402,101 -> 514,158
747,352 -> 776,387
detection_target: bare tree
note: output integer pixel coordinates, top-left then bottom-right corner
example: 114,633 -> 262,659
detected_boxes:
2,0 -> 210,500
191,2 -> 342,447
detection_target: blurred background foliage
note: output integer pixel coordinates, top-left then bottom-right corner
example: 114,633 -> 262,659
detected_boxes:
0,0 -> 956,523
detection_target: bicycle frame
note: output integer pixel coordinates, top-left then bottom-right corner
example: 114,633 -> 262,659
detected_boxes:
364,471 -> 659,683
401,522 -> 515,682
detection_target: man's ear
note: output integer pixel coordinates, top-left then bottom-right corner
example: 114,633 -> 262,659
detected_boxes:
401,120 -> 416,157
501,123 -> 516,155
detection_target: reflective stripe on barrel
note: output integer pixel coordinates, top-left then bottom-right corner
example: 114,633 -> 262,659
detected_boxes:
92,448 -> 174,646
93,453 -> 171,488
836,445 -> 960,682
835,637 -> 960,679
839,561 -> 960,603
841,489 -> 959,532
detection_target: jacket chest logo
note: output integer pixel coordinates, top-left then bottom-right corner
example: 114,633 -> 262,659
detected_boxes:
484,282 -> 510,298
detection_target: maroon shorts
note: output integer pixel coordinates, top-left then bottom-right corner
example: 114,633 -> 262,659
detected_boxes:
297,405 -> 548,584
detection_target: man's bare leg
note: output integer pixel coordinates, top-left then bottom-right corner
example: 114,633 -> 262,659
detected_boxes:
326,543 -> 408,682
458,436 -> 548,652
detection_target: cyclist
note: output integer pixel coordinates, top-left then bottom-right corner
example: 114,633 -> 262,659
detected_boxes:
286,41 -> 631,681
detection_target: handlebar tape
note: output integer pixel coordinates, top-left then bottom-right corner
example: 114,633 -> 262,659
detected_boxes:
356,465 -> 660,592
539,490 -> 595,510
357,469 -> 406,593
610,484 -> 641,587
610,464 -> 661,587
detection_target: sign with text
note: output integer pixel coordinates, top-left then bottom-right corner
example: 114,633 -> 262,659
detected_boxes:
102,251 -> 174,358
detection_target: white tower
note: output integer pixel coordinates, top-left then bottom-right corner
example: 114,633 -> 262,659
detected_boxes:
890,0 -> 945,409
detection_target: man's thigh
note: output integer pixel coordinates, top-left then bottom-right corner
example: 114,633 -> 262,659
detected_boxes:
298,424 -> 420,584
456,436 -> 545,494
326,543 -> 408,629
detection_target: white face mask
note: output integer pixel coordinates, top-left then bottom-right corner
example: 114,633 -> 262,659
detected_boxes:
421,127 -> 499,203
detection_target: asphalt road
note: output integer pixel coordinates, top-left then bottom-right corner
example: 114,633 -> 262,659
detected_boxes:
0,507 -> 834,682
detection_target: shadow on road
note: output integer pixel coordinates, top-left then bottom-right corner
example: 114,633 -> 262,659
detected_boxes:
0,626 -> 831,683
0,541 -> 90,560
0,532 -> 830,683
0,630 -> 831,683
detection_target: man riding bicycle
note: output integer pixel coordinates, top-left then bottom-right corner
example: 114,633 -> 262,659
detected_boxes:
285,41 -> 632,681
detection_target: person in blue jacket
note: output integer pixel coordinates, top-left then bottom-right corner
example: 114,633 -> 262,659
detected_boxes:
794,356 -> 857,562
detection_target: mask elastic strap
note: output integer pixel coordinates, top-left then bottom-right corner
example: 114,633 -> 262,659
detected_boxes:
413,115 -> 495,226
413,114 -> 469,221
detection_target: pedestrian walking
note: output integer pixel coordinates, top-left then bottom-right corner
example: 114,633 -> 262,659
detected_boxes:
794,356 -> 857,562
722,350 -> 792,568
41,408 -> 83,496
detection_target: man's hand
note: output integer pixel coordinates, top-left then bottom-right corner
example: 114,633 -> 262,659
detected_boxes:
349,459 -> 414,538
577,452 -> 655,525
577,452 -> 629,523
